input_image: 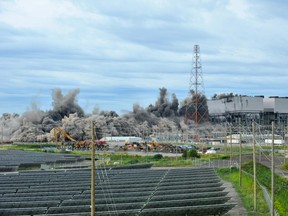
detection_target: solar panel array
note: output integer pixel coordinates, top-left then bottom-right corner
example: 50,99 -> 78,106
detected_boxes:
0,167 -> 235,216
0,150 -> 84,171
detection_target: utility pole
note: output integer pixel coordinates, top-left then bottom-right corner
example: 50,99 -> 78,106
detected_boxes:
239,119 -> 242,187
252,121 -> 257,211
91,121 -> 95,216
230,125 -> 233,171
1,122 -> 3,142
283,123 -> 288,164
224,124 -> 227,155
271,121 -> 275,216
176,144 -> 178,161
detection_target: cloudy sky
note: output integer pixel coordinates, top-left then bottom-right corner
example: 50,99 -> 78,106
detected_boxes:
0,0 -> 287,115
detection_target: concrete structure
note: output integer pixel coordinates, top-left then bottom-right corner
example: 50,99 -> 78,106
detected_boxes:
208,96 -> 288,127
265,139 -> 285,145
208,96 -> 264,115
100,136 -> 143,143
264,97 -> 288,113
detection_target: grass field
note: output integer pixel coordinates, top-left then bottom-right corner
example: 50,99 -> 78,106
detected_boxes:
217,167 -> 270,216
243,161 -> 288,215
0,143 -> 219,167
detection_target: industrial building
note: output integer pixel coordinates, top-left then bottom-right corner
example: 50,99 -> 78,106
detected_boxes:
208,96 -> 288,127
100,136 -> 143,143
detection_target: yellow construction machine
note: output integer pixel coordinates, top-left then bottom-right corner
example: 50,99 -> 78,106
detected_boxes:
51,127 -> 78,150
51,127 -> 109,151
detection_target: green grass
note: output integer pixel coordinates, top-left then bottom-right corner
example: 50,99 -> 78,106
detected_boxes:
281,161 -> 288,171
0,144 -> 223,167
217,167 -> 270,216
96,152 -> 205,167
243,161 -> 288,215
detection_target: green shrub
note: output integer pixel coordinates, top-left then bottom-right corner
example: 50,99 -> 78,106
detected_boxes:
182,149 -> 200,159
280,161 -> 288,171
128,159 -> 140,164
153,154 -> 163,161
220,154 -> 230,159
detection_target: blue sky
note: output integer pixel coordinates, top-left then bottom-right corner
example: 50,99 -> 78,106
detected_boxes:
0,0 -> 287,115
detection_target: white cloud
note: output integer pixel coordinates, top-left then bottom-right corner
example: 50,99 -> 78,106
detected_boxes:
226,0 -> 253,20
0,0 -> 287,114
0,0 -> 106,32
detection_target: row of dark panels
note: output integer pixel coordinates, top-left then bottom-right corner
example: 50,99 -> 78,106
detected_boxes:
0,191 -> 229,203
0,168 -> 220,194
0,167 -> 235,215
0,150 -> 83,166
1,203 -> 236,216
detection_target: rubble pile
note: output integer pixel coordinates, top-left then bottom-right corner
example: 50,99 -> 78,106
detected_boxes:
119,141 -> 186,153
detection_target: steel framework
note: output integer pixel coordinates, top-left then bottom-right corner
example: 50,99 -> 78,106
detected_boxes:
186,45 -> 209,142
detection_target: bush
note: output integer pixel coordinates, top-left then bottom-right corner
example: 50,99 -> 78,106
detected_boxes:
281,161 -> 288,171
182,149 -> 200,159
153,154 -> 163,161
128,159 -> 140,164
220,155 -> 230,160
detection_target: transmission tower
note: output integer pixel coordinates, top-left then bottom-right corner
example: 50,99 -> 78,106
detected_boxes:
185,45 -> 209,142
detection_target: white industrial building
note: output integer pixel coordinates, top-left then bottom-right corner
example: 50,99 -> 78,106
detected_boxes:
263,97 -> 288,113
208,96 -> 288,126
208,96 -> 264,115
100,136 -> 143,143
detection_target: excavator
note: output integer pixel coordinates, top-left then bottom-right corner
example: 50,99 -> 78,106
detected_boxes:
51,127 -> 109,151
51,127 -> 77,150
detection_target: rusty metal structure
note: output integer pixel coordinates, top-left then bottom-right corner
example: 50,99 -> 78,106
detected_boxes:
185,45 -> 209,142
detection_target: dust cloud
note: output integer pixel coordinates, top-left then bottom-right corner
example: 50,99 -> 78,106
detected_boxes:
0,88 -> 209,143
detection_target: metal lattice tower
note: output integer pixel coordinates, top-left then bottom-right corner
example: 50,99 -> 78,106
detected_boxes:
186,45 -> 209,142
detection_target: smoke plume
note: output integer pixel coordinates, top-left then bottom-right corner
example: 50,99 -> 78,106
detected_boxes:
22,101 -> 45,124
147,87 -> 179,118
1,87 -> 211,143
47,88 -> 85,121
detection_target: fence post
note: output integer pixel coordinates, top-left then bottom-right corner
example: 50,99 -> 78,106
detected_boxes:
225,124 -> 227,155
252,121 -> 257,211
230,125 -> 233,172
239,118 -> 242,187
271,121 -> 275,216
91,121 -> 95,216
283,123 -> 288,163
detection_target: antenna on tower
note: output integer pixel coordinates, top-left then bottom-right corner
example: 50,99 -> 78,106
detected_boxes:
185,45 -> 209,142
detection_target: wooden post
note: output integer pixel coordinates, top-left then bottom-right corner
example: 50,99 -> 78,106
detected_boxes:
239,119 -> 242,187
225,124 -> 227,155
271,121 -> 275,216
259,148 -> 262,163
280,123 -> 284,164
1,122 -> 3,143
91,121 -> 95,216
252,121 -> 257,211
176,144 -> 178,161
230,125 -> 233,171
285,124 -> 287,164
